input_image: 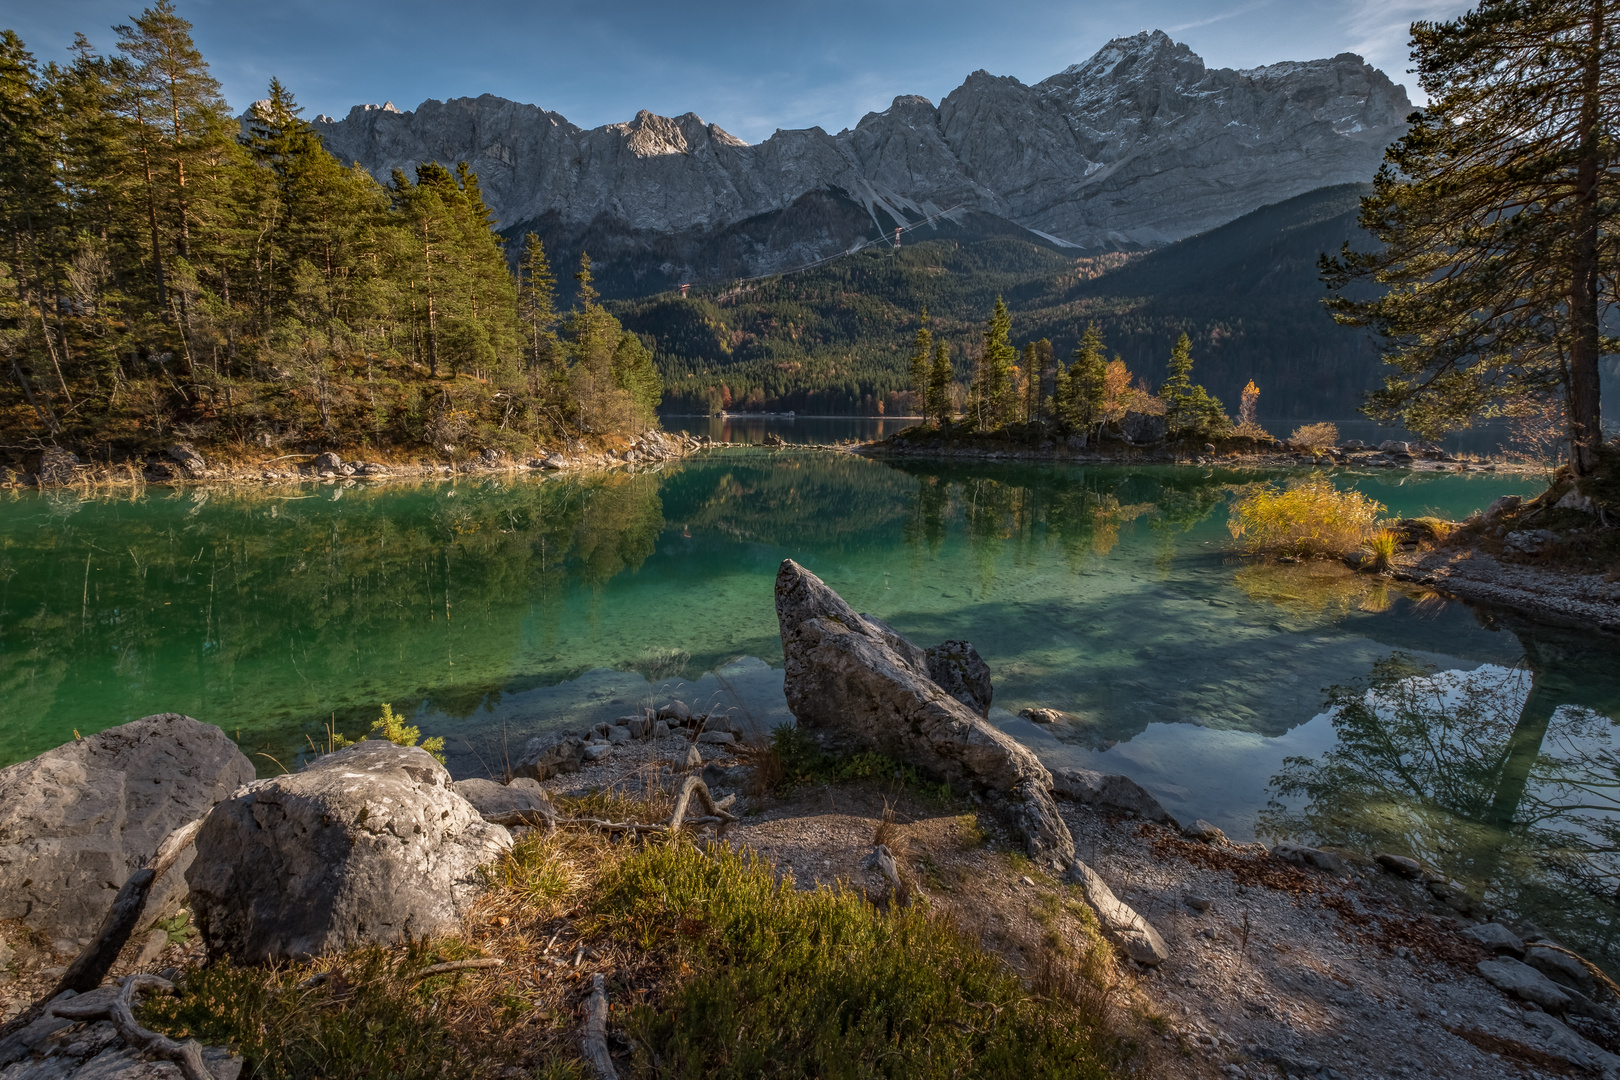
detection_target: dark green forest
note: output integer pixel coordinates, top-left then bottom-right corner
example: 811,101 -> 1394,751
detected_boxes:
0,4 -> 658,468
613,185 -> 1390,420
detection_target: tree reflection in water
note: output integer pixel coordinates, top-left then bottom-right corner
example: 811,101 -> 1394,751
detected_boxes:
1263,641 -> 1620,964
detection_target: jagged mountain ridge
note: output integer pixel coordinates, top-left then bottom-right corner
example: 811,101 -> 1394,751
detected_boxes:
313,30 -> 1409,292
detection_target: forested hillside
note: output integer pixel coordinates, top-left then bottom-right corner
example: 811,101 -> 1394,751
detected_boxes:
615,185 -> 1383,420
0,3 -> 658,466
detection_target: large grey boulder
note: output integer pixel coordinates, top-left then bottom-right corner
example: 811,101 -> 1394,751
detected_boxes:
0,715 -> 254,954
451,777 -> 555,820
186,742 -> 510,963
924,640 -> 992,718
775,559 -> 1071,863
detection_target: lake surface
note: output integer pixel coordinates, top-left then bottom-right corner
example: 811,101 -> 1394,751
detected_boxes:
3,451 -> 1617,964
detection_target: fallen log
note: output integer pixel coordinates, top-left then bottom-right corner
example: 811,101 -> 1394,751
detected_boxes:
581,972 -> 618,1080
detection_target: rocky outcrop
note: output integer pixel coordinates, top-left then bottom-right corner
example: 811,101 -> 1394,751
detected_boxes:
1051,767 -> 1176,824
924,640 -> 993,717
185,742 -> 510,963
774,559 -> 1071,863
313,31 -> 1409,282
0,715 -> 254,955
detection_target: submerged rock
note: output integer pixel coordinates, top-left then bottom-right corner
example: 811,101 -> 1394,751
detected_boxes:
186,742 -> 511,963
0,714 -> 254,953
774,558 -> 1071,863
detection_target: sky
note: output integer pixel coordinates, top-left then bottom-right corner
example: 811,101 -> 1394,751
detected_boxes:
7,0 -> 1473,143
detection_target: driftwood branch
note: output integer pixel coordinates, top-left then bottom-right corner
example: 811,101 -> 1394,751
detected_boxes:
52,974 -> 217,1080
51,817 -> 205,999
480,778 -> 735,839
581,972 -> 618,1080
412,958 -> 504,980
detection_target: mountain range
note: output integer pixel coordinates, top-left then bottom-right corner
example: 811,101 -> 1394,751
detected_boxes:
313,30 -> 1411,296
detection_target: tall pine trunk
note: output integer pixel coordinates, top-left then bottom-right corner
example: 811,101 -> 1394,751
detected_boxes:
1567,0 -> 1605,476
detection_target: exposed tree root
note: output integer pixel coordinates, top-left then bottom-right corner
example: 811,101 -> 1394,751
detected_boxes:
51,974 -> 218,1080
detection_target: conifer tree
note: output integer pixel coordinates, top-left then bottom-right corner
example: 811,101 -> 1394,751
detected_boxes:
926,340 -> 953,424
1161,333 -> 1228,437
1065,322 -> 1108,433
517,232 -> 559,372
908,306 -> 932,421
973,296 -> 1016,429
1322,0 -> 1619,475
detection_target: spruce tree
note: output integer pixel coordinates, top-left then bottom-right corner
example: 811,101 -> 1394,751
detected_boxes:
1066,322 -> 1108,433
974,296 -> 1016,429
1161,333 -> 1228,437
517,232 -> 559,371
1322,0 -> 1619,475
908,306 -> 932,422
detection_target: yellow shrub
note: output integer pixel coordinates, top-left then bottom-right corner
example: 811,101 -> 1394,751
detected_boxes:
1227,477 -> 1385,557
1289,422 -> 1340,449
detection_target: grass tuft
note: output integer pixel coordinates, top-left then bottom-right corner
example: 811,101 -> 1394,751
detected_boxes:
1363,528 -> 1400,572
588,839 -> 1132,1079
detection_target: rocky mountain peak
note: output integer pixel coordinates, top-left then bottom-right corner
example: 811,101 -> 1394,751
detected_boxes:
312,30 -> 1411,284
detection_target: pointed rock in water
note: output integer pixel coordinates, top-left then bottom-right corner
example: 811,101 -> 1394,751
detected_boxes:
774,558 -> 1072,863
186,742 -> 511,963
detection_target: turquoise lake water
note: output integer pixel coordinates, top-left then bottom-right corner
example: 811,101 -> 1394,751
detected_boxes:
3,450 -> 1617,963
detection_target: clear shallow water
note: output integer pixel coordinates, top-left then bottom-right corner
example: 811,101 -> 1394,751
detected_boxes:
3,453 -> 1617,962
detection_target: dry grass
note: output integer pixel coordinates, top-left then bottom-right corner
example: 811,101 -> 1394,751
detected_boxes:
1363,527 -> 1400,572
1227,476 -> 1385,558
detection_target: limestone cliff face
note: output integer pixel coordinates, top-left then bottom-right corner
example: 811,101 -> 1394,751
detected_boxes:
313,30 -> 1409,279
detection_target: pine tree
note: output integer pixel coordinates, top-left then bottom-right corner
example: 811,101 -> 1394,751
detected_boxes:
1065,322 -> 1108,433
517,232 -> 558,372
1161,333 -> 1228,438
1322,0 -> 1619,475
926,340 -> 953,424
973,296 -> 1016,429
908,306 -> 932,422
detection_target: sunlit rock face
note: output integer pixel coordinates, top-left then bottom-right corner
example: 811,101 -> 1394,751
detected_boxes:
313,30 -> 1409,282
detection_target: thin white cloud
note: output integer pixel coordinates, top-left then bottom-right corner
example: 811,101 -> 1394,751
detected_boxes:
1166,0 -> 1277,34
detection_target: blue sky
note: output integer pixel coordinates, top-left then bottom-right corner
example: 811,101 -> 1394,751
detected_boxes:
10,0 -> 1469,143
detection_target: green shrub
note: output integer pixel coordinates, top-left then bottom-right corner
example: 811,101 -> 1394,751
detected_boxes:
1227,477 -> 1385,558
332,703 -> 446,763
589,841 -> 1130,1079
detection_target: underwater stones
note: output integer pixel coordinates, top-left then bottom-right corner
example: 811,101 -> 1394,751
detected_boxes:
511,733 -> 586,781
186,742 -> 510,963
0,714 -> 253,951
1019,707 -> 1064,724
775,558 -> 1071,864
1050,767 -> 1175,825
924,640 -> 993,718
1066,859 -> 1168,966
